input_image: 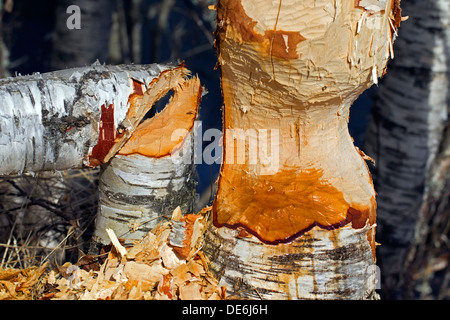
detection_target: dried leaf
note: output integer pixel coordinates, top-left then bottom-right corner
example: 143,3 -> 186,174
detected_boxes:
125,242 -> 143,260
0,280 -> 17,298
0,269 -> 21,281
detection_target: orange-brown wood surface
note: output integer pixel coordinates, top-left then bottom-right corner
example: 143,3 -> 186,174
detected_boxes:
119,77 -> 201,158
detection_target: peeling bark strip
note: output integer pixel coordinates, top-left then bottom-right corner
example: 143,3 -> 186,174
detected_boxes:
0,63 -> 190,176
93,78 -> 202,245
205,0 -> 403,299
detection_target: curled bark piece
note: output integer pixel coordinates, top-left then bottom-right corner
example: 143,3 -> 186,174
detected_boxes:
363,0 -> 447,298
0,63 -> 189,176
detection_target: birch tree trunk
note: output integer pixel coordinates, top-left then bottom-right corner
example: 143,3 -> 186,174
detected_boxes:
203,0 -> 403,299
363,0 -> 450,299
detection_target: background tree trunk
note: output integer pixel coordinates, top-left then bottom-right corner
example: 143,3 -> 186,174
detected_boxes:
0,0 -> 219,268
204,0 -> 402,299
51,0 -> 115,70
363,0 -> 450,299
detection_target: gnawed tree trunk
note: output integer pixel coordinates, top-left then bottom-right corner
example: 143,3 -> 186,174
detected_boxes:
0,63 -> 200,249
203,0 -> 404,299
363,0 -> 450,299
94,77 -> 202,244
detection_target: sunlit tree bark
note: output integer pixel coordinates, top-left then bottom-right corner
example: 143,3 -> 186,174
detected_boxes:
203,0 -> 403,299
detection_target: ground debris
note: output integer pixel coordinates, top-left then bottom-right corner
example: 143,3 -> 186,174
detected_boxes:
0,207 -> 223,300
0,262 -> 48,300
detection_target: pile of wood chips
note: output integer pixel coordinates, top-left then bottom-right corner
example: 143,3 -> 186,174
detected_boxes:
0,207 -> 224,300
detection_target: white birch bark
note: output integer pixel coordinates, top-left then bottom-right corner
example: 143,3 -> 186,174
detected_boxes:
0,63 -> 187,176
94,135 -> 196,244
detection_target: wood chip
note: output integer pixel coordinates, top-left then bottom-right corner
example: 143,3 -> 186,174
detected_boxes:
179,282 -> 203,300
105,228 -> 127,257
160,244 -> 184,270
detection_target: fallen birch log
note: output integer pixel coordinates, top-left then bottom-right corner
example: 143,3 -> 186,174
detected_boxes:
203,0 -> 405,299
94,77 -> 202,244
0,62 -> 189,175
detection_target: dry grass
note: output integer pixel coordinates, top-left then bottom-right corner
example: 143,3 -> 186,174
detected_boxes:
0,168 -> 100,270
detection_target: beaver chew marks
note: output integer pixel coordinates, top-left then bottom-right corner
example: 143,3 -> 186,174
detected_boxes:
212,0 -> 404,253
214,168 -> 375,245
88,65 -> 189,166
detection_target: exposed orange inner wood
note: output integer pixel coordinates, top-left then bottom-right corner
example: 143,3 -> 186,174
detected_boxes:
89,104 -> 125,167
213,165 -> 374,244
118,76 -> 201,158
88,65 -> 189,166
